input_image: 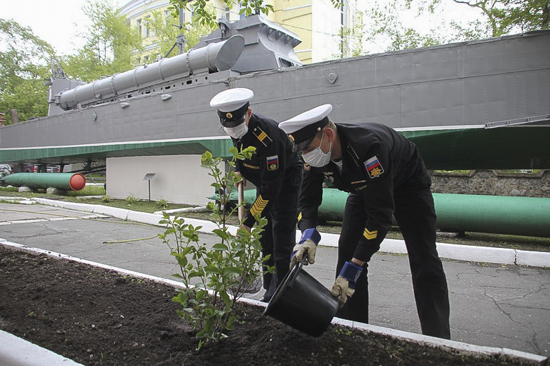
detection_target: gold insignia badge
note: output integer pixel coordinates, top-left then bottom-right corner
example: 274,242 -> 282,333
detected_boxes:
289,134 -> 295,142
226,112 -> 233,119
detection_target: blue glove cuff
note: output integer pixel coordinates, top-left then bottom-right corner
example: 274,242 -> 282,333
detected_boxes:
339,261 -> 363,285
299,228 -> 321,245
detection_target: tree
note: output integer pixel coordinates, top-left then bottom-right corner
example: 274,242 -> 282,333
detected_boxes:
61,0 -> 143,83
334,11 -> 366,59
142,5 -> 217,60
0,19 -> 55,125
361,0 -> 448,53
178,0 -> 546,56
450,0 -> 549,37
168,0 -> 274,28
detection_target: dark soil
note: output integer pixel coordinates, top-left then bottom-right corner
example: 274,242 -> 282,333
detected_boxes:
0,246 -> 535,366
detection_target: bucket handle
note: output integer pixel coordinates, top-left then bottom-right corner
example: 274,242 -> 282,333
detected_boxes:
288,254 -> 308,288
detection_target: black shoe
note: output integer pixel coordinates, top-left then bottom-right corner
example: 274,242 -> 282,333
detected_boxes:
259,295 -> 271,303
259,289 -> 274,303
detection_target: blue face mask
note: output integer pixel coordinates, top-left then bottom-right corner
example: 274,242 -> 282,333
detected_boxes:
223,123 -> 248,139
302,132 -> 332,167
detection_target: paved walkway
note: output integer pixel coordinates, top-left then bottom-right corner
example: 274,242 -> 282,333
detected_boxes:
0,199 -> 549,359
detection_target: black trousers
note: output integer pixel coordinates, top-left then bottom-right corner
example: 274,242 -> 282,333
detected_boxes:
335,163 -> 451,339
260,166 -> 302,297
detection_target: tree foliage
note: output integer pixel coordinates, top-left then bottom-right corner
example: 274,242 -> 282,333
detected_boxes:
143,5 -> 217,60
0,19 -> 55,124
168,0 -> 274,28
450,0 -> 549,36
60,0 -> 143,83
364,0 -> 446,53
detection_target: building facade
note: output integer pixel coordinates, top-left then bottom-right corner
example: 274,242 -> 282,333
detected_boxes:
119,0 -> 357,64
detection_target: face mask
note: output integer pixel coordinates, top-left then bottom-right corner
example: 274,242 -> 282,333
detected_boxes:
223,123 -> 248,139
302,132 -> 332,167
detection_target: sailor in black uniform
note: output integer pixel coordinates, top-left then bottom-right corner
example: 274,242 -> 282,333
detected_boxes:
210,88 -> 303,302
279,104 -> 450,339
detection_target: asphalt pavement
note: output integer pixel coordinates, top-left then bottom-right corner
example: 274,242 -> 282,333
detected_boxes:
0,198 -> 549,359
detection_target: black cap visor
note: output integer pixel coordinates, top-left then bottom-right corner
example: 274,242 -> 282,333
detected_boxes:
218,102 -> 249,127
287,117 -> 329,150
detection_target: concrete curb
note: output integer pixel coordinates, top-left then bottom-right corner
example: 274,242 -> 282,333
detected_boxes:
1,241 -> 547,366
20,197 -> 550,268
0,330 -> 82,366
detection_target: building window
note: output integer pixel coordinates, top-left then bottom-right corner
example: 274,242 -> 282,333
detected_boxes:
237,4 -> 247,20
224,6 -> 231,20
137,18 -> 142,36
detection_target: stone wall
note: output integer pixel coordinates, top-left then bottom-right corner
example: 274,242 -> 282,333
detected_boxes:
430,170 -> 550,198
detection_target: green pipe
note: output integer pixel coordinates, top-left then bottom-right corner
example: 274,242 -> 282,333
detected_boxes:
431,193 -> 550,238
2,173 -> 86,191
237,188 -> 550,238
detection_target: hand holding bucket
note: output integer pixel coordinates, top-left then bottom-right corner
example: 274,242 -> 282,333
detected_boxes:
290,228 -> 321,268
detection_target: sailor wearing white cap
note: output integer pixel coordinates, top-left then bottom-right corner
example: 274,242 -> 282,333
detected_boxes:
279,104 -> 451,339
210,88 -> 303,302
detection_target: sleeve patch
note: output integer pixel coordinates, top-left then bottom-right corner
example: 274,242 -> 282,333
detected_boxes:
267,155 -> 279,171
363,228 -> 378,240
364,156 -> 384,179
251,195 -> 269,216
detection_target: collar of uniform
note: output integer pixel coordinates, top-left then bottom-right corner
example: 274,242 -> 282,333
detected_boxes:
338,124 -> 363,170
248,113 -> 258,129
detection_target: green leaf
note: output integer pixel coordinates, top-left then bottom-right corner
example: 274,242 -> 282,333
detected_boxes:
212,243 -> 229,251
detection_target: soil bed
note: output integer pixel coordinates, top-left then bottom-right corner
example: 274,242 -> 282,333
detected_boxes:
0,246 -> 534,365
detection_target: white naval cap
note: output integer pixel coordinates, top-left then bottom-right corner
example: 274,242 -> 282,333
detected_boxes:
279,104 -> 333,147
210,88 -> 254,127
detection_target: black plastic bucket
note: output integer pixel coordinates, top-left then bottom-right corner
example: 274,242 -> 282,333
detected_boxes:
263,259 -> 339,337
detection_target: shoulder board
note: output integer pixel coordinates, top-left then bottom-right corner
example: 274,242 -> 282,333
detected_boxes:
252,126 -> 273,147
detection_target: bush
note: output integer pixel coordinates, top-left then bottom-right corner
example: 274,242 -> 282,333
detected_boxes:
125,195 -> 137,205
157,199 -> 168,210
158,146 -> 272,350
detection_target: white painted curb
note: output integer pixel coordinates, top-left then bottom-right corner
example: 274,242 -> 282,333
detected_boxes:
1,241 -> 547,366
0,329 -> 83,366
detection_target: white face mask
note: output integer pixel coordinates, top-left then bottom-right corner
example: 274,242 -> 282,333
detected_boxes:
302,132 -> 332,167
223,123 -> 248,139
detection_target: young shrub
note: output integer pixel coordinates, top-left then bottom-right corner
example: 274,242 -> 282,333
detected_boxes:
158,146 -> 271,350
157,199 -> 168,210
125,195 -> 137,205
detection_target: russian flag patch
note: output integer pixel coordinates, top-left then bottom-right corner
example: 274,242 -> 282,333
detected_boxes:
364,156 -> 384,178
267,155 -> 279,171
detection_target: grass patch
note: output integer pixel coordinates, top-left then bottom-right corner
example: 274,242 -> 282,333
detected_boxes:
68,197 -> 194,214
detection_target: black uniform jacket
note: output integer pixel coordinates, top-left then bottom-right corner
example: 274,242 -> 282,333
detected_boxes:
298,123 -> 421,261
233,113 -> 302,228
